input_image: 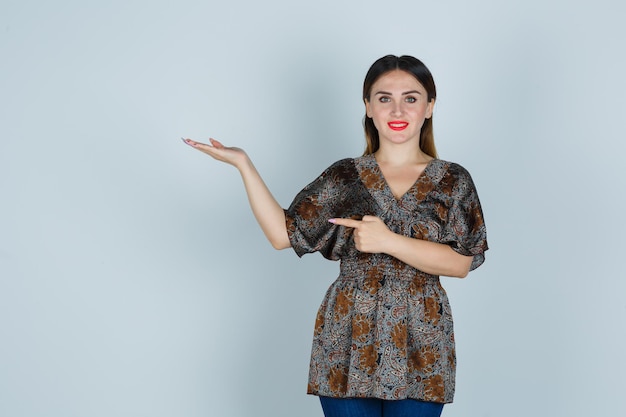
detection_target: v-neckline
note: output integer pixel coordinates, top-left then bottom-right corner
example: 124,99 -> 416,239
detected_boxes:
372,155 -> 435,201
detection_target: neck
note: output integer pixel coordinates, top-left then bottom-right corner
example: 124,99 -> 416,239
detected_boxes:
374,143 -> 432,166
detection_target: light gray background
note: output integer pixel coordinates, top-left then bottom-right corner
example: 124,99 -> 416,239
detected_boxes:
1,1 -> 625,416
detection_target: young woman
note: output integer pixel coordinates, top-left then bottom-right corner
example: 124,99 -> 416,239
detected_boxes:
182,55 -> 488,417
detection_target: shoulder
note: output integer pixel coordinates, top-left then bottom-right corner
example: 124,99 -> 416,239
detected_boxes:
298,158 -> 358,193
431,159 -> 472,180
431,159 -> 475,185
318,158 -> 358,179
431,159 -> 479,198
327,157 -> 356,170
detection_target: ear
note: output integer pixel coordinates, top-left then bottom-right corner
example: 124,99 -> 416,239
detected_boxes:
364,98 -> 372,118
425,99 -> 435,119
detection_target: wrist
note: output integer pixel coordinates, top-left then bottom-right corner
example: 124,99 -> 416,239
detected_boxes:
382,230 -> 403,256
235,154 -> 254,173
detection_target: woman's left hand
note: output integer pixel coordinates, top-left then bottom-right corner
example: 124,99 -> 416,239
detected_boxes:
329,215 -> 394,254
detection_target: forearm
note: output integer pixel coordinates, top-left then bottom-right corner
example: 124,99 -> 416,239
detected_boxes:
384,234 -> 473,278
238,159 -> 290,250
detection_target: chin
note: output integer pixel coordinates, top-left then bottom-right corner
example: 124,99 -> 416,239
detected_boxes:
381,133 -> 418,145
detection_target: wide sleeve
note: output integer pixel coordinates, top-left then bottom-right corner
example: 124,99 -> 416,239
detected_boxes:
440,164 -> 488,271
284,159 -> 357,260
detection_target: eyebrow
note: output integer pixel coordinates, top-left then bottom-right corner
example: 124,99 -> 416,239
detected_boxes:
374,90 -> 423,96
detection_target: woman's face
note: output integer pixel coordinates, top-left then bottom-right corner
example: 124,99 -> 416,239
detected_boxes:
365,69 -> 434,148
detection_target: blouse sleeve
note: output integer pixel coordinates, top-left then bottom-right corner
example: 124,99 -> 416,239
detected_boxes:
284,159 -> 356,260
440,164 -> 488,271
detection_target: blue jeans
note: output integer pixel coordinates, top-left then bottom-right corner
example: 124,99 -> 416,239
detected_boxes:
319,397 -> 444,417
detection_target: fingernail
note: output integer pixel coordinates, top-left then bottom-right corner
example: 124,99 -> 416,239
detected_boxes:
328,219 -> 336,224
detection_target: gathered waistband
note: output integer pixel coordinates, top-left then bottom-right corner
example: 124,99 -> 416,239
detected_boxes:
339,255 -> 440,284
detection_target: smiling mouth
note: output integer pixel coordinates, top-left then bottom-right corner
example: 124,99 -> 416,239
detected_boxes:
388,121 -> 408,131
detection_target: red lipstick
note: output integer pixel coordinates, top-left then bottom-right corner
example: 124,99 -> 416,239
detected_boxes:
388,121 -> 408,131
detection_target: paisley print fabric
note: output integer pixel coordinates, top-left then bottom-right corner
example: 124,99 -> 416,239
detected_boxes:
285,154 -> 488,404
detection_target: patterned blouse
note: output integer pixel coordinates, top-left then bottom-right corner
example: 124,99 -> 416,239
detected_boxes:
284,154 -> 488,404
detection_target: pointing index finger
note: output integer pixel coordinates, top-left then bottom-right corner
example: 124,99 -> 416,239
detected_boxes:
329,218 -> 361,228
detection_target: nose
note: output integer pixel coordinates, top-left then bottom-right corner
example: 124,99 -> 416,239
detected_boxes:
391,102 -> 403,117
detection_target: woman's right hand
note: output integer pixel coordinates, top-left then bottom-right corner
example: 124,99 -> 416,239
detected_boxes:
182,136 -> 290,250
182,138 -> 249,170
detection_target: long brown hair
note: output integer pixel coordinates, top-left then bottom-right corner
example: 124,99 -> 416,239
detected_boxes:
362,55 -> 438,157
